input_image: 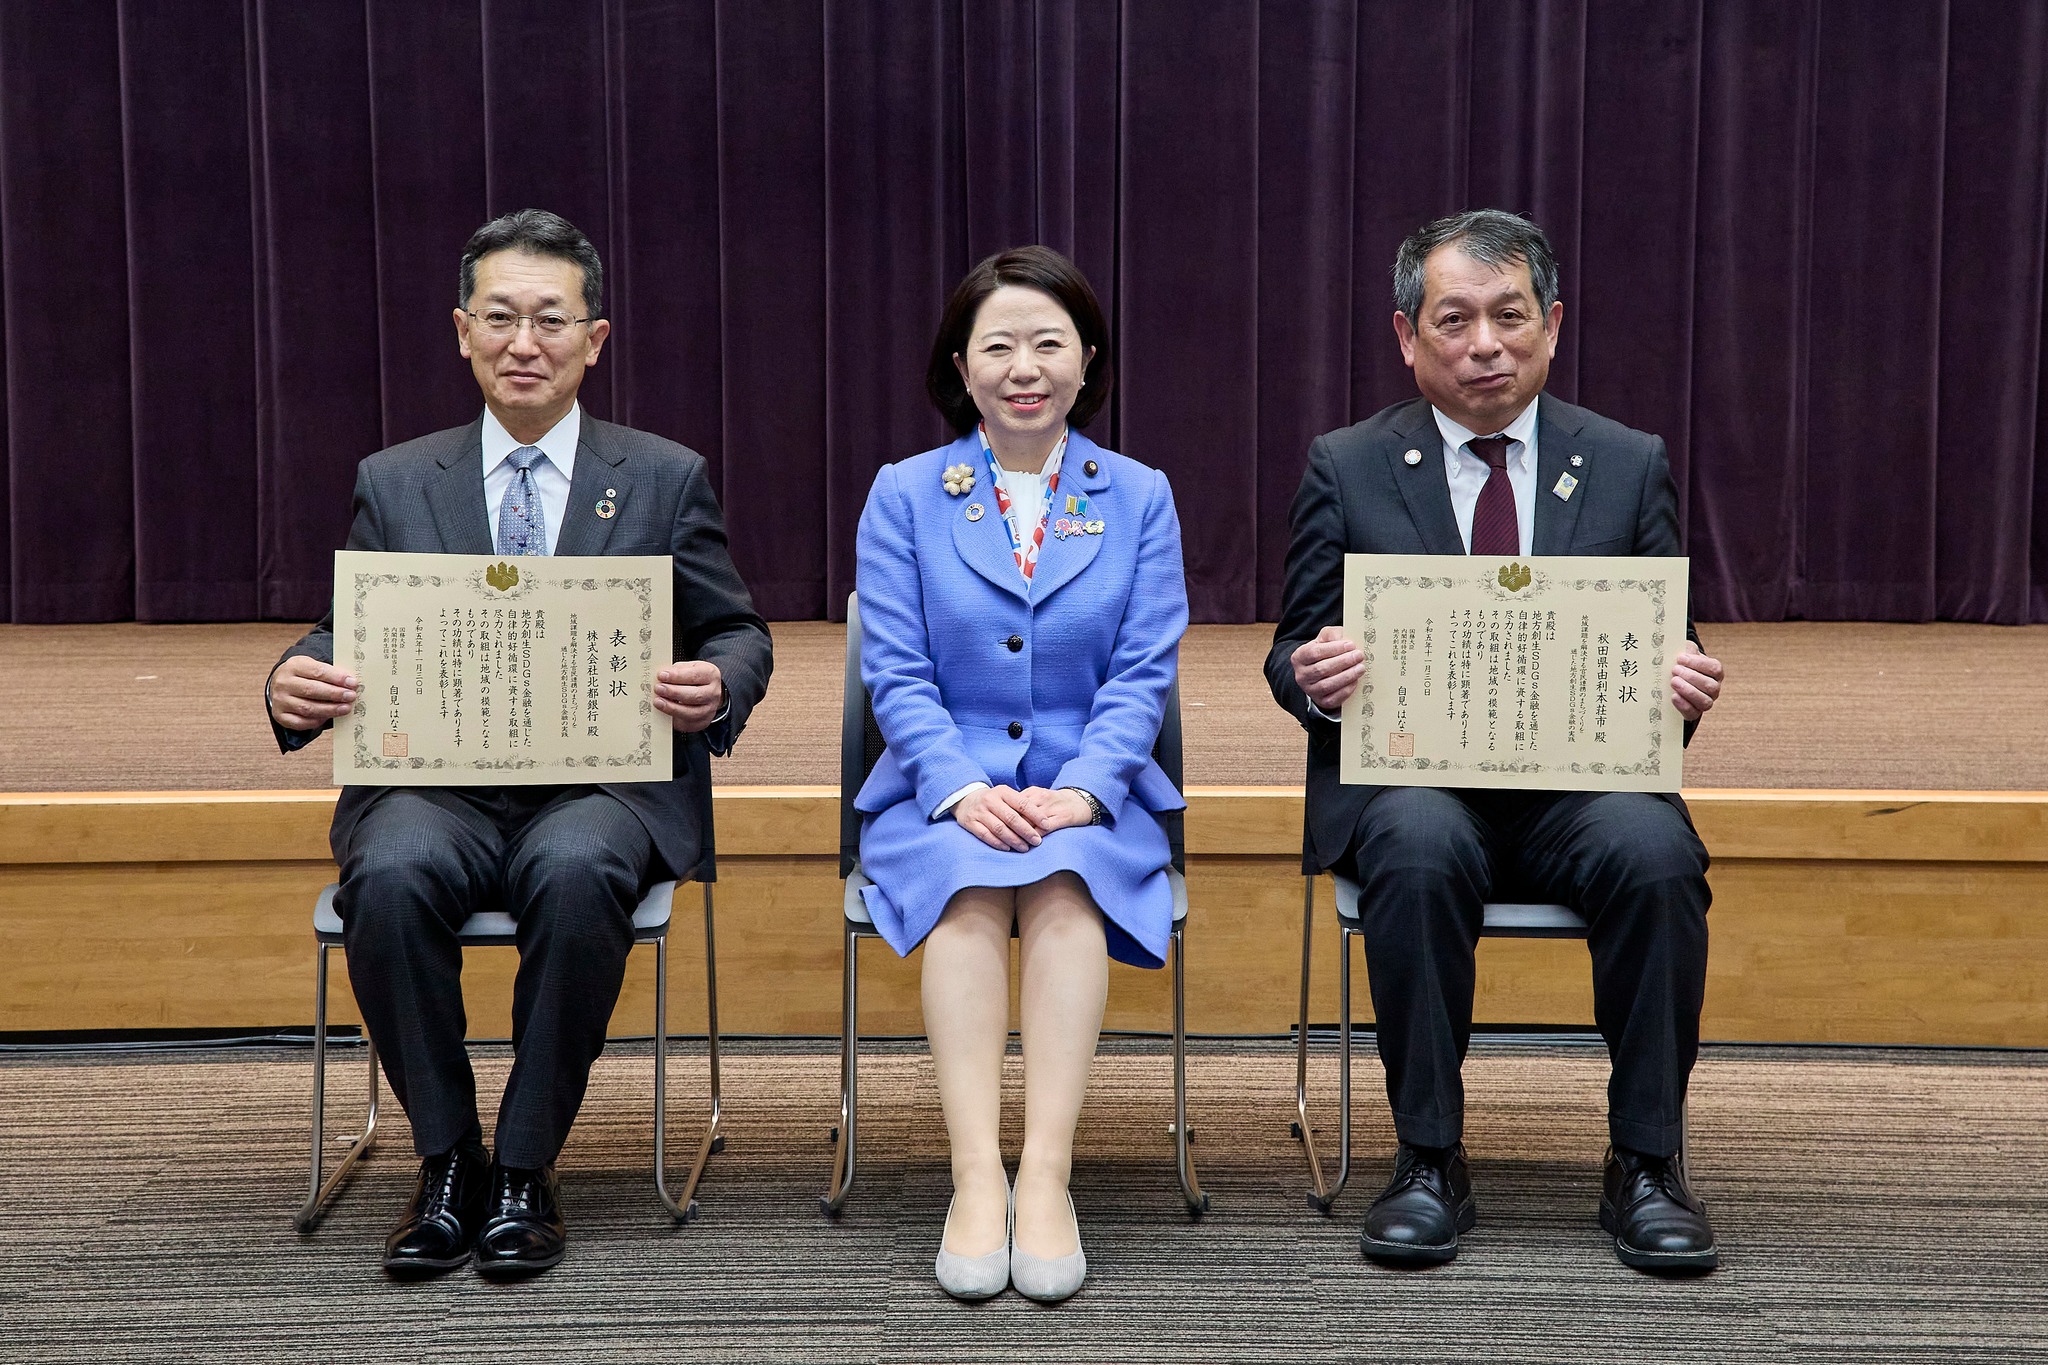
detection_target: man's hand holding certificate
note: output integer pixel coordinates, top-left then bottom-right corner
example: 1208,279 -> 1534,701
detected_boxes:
330,550 -> 673,785
1337,553 -> 1690,792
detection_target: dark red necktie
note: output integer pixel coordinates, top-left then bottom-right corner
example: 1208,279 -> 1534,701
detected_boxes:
1467,435 -> 1519,555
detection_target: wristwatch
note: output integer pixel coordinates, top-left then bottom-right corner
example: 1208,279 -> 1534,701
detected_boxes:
1064,787 -> 1108,825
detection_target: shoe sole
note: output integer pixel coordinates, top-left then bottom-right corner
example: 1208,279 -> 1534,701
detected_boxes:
382,1252 -> 473,1277
1360,1199 -> 1476,1267
1599,1202 -> 1719,1273
474,1248 -> 567,1278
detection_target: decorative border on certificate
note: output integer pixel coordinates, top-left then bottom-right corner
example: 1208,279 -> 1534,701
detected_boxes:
334,552 -> 673,787
1339,555 -> 1687,793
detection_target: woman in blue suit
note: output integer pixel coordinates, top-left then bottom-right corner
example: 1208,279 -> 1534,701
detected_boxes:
855,246 -> 1187,1302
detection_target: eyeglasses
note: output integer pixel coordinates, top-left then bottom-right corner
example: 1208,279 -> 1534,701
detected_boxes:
465,308 -> 593,339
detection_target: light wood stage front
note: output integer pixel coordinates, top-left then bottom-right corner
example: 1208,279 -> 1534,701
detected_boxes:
5,786 -> 2045,1046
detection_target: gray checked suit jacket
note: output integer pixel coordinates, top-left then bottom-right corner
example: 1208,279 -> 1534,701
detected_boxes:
270,413 -> 774,880
1266,393 -> 1700,875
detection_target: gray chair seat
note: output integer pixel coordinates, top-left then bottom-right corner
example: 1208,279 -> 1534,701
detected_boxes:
1329,874 -> 1585,939
314,881 -> 676,945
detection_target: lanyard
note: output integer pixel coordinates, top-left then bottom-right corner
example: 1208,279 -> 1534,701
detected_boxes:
976,425 -> 1067,579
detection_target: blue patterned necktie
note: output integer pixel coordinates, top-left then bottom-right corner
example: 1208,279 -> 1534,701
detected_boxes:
496,445 -> 549,556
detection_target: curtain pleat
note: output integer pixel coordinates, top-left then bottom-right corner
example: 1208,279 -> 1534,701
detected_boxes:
0,1 -> 2041,626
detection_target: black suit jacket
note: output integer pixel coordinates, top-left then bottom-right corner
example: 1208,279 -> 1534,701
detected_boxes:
1266,393 -> 1699,874
270,413 -> 774,880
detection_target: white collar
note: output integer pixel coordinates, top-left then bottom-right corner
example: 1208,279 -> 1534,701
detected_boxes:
482,403 -> 581,477
1432,397 -> 1540,463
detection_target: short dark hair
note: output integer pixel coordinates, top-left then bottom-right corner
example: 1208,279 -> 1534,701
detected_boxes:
926,245 -> 1112,434
1392,209 -> 1559,323
458,208 -> 604,319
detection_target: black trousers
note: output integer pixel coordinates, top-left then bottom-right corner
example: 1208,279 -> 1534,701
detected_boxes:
1346,786 -> 1710,1157
335,785 -> 664,1168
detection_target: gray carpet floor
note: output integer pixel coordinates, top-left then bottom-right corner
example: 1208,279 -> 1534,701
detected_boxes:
1,1039 -> 2044,1362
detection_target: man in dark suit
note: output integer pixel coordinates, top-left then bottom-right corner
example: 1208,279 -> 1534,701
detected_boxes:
1268,210 -> 1725,1274
267,209 -> 772,1278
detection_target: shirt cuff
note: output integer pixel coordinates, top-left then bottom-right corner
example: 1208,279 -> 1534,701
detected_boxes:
932,781 -> 989,820
1308,699 -> 1340,722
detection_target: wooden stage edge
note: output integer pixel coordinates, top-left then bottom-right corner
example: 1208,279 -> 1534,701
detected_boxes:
4,787 -> 2046,1046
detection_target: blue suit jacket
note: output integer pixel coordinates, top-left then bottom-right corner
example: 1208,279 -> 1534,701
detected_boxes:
853,428 -> 1187,821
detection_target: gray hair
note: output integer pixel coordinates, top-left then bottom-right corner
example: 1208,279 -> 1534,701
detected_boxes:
458,208 -> 604,318
1392,209 -> 1559,323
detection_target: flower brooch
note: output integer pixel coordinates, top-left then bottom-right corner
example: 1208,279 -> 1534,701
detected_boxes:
942,462 -> 976,496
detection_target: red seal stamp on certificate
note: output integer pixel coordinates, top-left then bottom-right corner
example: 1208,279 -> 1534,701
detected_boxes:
1387,731 -> 1415,758
382,732 -> 409,758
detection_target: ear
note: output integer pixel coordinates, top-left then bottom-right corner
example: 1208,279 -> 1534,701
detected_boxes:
1392,311 -> 1418,369
583,317 -> 611,368
455,307 -> 474,360
1543,299 -> 1563,359
952,351 -> 969,388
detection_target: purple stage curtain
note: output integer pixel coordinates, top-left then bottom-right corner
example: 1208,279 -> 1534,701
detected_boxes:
1,1 -> 2044,625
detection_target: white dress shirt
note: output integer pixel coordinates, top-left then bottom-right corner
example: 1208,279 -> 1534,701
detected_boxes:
1434,397 -> 1539,558
482,403 -> 580,555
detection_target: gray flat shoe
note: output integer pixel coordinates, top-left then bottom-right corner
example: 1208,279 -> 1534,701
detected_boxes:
1010,1192 -> 1086,1303
934,1185 -> 1010,1301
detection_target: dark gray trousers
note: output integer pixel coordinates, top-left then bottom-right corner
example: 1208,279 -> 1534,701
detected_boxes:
335,785 -> 663,1168
1347,786 -> 1710,1157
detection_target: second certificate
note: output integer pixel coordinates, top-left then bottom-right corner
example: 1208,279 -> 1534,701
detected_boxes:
1338,553 -> 1688,793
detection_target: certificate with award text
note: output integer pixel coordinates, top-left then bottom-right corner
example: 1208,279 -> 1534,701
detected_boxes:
1339,554 -> 1688,793
333,551 -> 672,786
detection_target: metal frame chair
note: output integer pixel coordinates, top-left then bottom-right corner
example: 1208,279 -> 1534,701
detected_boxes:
820,592 -> 1208,1218
296,786 -> 726,1232
1292,866 -> 1688,1211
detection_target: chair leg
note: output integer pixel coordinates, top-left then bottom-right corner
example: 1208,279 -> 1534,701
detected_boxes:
296,942 -> 381,1233
1169,923 -> 1210,1214
821,920 -> 861,1216
659,883 -> 724,1224
1293,876 -> 1344,1212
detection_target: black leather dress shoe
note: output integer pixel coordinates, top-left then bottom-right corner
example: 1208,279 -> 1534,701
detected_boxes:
1360,1142 -> 1475,1266
1600,1146 -> 1718,1273
474,1159 -> 567,1277
383,1142 -> 489,1276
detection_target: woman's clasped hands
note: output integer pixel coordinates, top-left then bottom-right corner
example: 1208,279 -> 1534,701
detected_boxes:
952,784 -> 1094,851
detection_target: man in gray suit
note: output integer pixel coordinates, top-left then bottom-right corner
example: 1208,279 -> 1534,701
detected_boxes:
268,209 -> 772,1278
1268,210 -> 1725,1274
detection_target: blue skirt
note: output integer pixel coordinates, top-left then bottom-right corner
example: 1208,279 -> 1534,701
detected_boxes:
859,800 -> 1174,969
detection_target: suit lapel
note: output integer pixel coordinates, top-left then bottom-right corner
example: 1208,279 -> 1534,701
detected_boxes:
946,435 -> 1029,601
1532,394 -> 1589,555
1028,432 -> 1110,604
425,417 -> 493,554
1386,401 -> 1465,556
553,420 -> 626,557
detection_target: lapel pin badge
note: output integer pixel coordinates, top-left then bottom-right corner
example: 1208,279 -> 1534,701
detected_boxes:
965,503 -> 984,522
1084,519 -> 1105,535
942,462 -> 976,496
1403,448 -> 1423,466
605,487 -> 618,497
1569,455 -> 1583,468
1083,459 -> 1099,476
595,498 -> 617,519
1552,473 -> 1578,502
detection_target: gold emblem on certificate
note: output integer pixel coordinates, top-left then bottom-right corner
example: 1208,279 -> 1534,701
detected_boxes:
1338,553 -> 1688,793
333,550 -> 673,786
